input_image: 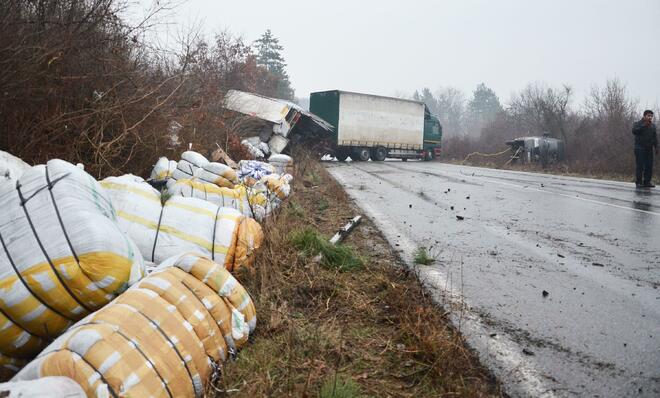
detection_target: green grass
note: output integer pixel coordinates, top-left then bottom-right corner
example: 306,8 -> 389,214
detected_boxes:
286,201 -> 305,217
414,247 -> 435,265
319,375 -> 362,398
317,198 -> 330,212
289,228 -> 363,271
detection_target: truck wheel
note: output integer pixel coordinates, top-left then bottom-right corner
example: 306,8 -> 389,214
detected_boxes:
354,148 -> 370,162
372,147 -> 387,161
335,150 -> 349,161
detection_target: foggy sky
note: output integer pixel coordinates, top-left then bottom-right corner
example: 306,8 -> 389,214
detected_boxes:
137,0 -> 660,108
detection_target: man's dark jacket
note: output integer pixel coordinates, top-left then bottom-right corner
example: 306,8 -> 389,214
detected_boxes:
632,120 -> 658,148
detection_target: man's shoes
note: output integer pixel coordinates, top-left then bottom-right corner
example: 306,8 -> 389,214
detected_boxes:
643,182 -> 656,188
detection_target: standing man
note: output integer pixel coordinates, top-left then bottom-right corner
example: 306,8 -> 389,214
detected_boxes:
632,110 -> 658,188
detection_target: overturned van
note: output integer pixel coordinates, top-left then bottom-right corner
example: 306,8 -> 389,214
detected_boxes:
506,135 -> 565,165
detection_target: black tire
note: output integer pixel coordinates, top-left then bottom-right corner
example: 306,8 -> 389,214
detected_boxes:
335,150 -> 349,161
354,148 -> 370,162
372,146 -> 387,161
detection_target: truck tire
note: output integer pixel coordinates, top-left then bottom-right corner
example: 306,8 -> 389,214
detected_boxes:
371,147 -> 387,161
354,148 -> 370,162
335,150 -> 349,161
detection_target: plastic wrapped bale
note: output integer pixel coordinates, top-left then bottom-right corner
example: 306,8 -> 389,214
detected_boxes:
268,154 -> 293,175
172,151 -> 209,182
196,162 -> 239,189
101,176 -> 263,272
169,178 -> 268,221
12,253 -> 256,398
262,174 -> 292,200
0,160 -> 145,372
241,140 -> 265,159
237,160 -> 275,187
0,151 -> 30,182
0,377 -> 85,397
149,157 -> 178,184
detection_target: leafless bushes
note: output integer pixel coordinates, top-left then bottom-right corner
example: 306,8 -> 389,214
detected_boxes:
439,79 -> 652,177
0,0 -> 286,178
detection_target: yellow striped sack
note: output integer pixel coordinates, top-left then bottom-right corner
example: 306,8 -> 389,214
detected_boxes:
12,253 -> 256,398
0,160 -> 144,373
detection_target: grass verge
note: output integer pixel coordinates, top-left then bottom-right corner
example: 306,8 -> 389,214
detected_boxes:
211,151 -> 502,397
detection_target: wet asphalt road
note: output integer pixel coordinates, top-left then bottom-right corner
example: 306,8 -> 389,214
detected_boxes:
326,160 -> 660,398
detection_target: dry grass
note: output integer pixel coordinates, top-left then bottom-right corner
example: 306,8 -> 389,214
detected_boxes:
207,152 -> 502,397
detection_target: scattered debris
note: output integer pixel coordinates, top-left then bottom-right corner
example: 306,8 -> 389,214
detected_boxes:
542,290 -> 549,297
456,215 -> 465,221
592,262 -> 605,267
557,253 -> 565,258
522,348 -> 535,356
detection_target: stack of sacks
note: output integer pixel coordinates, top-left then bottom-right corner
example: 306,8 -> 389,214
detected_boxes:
149,157 -> 178,184
12,253 -> 256,398
168,178 -> 268,221
268,154 -> 293,175
237,160 -> 275,187
171,151 -> 209,183
196,162 -> 239,189
0,160 -> 144,372
101,175 -> 263,272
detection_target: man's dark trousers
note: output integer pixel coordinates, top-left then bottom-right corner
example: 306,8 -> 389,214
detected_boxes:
635,146 -> 654,185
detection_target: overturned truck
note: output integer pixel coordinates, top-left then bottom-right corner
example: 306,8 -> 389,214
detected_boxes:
224,90 -> 333,157
506,135 -> 565,165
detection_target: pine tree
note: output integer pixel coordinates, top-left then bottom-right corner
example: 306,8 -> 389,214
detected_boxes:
253,29 -> 294,100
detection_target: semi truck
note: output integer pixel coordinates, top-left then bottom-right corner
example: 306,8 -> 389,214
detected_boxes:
309,90 -> 442,161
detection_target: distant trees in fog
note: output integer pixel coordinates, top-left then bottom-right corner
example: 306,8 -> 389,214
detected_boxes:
410,79 -> 654,176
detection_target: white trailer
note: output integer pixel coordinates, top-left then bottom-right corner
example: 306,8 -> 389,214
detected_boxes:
310,90 -> 442,161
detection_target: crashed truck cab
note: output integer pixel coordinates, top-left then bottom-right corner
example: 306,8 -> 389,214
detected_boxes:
506,135 -> 565,165
223,90 -> 333,157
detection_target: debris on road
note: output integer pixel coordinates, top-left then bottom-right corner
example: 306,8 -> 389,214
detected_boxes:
542,290 -> 550,297
592,262 -> 605,267
456,215 -> 465,221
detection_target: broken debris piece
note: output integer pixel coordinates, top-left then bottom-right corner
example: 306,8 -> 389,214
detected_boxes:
522,348 -> 535,356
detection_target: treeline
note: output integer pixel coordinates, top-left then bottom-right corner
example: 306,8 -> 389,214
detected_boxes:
413,80 -> 656,176
0,0 -> 294,178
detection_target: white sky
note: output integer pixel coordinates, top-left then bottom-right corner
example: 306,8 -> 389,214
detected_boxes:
136,0 -> 660,107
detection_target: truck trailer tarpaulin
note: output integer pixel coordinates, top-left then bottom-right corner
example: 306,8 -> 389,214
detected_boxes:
310,90 -> 442,161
